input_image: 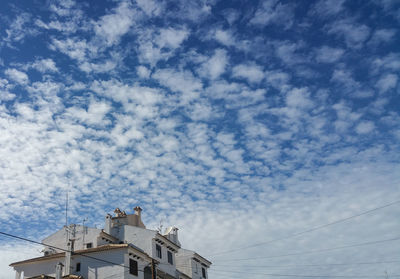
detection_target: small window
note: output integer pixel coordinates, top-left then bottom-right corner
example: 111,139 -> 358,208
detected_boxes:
202,267 -> 206,278
156,244 -> 162,258
76,262 -> 81,272
167,250 -> 173,265
86,243 -> 92,248
129,259 -> 138,276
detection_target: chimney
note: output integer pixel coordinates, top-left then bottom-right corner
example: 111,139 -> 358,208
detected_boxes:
64,240 -> 74,276
56,262 -> 63,279
164,226 -> 181,246
134,206 -> 142,218
105,214 -> 112,234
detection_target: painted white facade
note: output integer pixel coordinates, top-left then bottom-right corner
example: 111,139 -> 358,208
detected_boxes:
12,245 -> 153,279
42,225 -> 104,254
175,249 -> 211,279
10,207 -> 211,279
114,225 -> 178,278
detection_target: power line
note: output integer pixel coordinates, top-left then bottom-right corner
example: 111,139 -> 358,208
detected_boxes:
209,260 -> 400,268
173,259 -> 400,273
211,269 -> 400,278
2,230 -> 399,278
174,259 -> 400,269
214,236 -> 400,262
207,199 -> 400,257
0,231 -> 147,272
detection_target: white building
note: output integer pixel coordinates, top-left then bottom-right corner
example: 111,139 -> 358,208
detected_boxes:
175,249 -> 211,279
10,207 -> 211,279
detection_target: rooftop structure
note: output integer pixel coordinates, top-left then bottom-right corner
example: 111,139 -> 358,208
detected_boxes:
10,207 -> 211,279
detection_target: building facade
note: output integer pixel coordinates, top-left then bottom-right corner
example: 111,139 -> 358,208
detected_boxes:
10,207 -> 211,279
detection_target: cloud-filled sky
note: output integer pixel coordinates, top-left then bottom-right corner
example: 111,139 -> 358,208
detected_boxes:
0,0 -> 399,278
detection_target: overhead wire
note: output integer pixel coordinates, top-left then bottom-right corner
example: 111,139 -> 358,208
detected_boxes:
210,269 -> 400,278
0,231 -> 148,273
210,260 -> 400,268
213,235 -> 400,262
207,199 -> 400,257
173,259 -> 400,274
2,230 -> 399,278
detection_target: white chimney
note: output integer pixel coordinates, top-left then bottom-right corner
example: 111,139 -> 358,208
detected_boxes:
56,262 -> 63,279
64,240 -> 74,275
164,227 -> 181,246
105,214 -> 112,234
134,206 -> 142,218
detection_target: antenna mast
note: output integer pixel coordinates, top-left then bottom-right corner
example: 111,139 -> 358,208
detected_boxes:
65,191 -> 69,227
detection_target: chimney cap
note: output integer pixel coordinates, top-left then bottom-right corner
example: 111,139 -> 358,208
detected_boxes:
134,206 -> 142,212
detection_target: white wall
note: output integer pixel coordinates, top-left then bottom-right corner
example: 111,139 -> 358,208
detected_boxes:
42,225 -> 102,252
152,240 -> 176,276
13,248 -> 151,279
119,226 -> 176,278
14,258 -> 60,278
73,249 -> 126,279
176,250 -> 208,279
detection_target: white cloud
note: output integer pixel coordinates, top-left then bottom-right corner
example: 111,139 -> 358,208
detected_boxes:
93,1 -> 135,46
31,58 -> 58,73
153,68 -> 202,103
166,0 -> 212,22
250,0 -> 294,29
286,87 -> 313,109
5,68 -> 29,85
64,99 -> 112,126
50,37 -> 92,62
328,20 -> 370,49
137,65 -> 151,79
331,68 -> 364,97
214,29 -> 235,46
199,49 -> 229,80
3,13 -> 37,44
0,79 -> 16,101
49,0 -> 76,17
375,73 -> 398,93
137,27 -> 190,66
371,53 -> 400,73
232,63 -> 264,84
332,102 -> 362,133
368,29 -> 396,46
315,46 -> 345,63
275,41 -> 305,65
312,0 -> 346,16
355,121 -> 375,134
222,8 -> 240,25
156,27 -> 189,49
136,0 -> 164,17
265,70 -> 291,92
91,79 -> 163,110
79,59 -> 117,73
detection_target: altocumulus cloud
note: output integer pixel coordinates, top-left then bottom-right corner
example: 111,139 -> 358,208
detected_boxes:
0,0 -> 399,279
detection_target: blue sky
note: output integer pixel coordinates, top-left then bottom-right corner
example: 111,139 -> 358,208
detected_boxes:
0,0 -> 399,278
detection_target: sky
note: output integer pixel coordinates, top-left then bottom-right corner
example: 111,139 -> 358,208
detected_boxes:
0,0 -> 399,278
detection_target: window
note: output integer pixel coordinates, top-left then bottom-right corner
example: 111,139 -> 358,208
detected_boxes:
156,244 -> 162,258
86,243 -> 92,248
129,259 -> 138,276
76,262 -> 81,272
167,250 -> 173,265
202,267 -> 206,278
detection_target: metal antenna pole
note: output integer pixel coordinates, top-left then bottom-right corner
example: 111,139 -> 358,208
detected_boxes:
65,191 -> 69,227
